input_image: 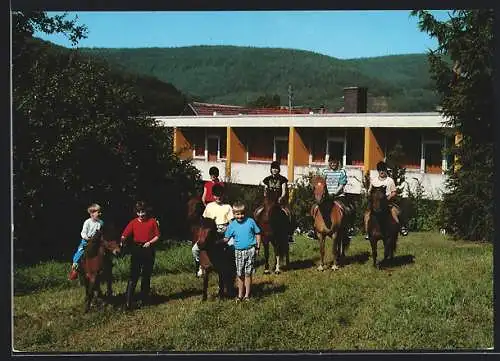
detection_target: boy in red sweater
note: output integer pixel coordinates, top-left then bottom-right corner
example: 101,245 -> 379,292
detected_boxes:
121,201 -> 160,310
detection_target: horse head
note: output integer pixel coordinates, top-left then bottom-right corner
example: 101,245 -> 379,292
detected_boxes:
193,217 -> 217,249
99,222 -> 121,256
103,239 -> 121,256
370,186 -> 388,214
187,196 -> 205,221
311,175 -> 327,204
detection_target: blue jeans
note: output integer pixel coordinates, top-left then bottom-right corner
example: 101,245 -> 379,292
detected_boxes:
72,239 -> 87,265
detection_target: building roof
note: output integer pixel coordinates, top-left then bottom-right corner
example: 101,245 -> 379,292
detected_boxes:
186,102 -> 318,116
155,112 -> 449,129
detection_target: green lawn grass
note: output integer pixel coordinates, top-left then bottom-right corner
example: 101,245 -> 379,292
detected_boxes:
13,232 -> 493,352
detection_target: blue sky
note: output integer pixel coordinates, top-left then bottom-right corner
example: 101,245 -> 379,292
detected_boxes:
35,10 -> 452,59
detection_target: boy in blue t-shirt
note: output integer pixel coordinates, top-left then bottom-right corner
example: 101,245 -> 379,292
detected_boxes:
224,202 -> 261,302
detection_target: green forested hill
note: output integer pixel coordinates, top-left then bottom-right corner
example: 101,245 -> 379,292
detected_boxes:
79,45 -> 439,112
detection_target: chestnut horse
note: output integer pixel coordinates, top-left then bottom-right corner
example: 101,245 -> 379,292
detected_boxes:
79,227 -> 121,312
254,192 -> 290,274
187,197 -> 236,300
367,186 -> 400,268
310,175 -> 350,271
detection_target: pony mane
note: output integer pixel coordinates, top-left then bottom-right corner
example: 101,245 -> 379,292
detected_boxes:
311,175 -> 326,187
85,232 -> 103,258
369,186 -> 389,213
200,216 -> 217,230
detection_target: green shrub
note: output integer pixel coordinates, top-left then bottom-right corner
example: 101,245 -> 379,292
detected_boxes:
404,177 -> 440,232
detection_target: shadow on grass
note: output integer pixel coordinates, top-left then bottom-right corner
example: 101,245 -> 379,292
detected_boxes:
343,251 -> 370,266
379,254 -> 415,269
252,281 -> 287,299
285,259 -> 316,271
101,281 -> 287,306
101,286 -> 204,309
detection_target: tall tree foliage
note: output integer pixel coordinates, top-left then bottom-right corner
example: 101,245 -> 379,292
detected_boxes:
13,12 -> 200,263
412,10 -> 493,241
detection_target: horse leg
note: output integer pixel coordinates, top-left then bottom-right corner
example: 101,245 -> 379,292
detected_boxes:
370,238 -> 378,268
331,231 -> 340,271
94,274 -> 104,301
317,233 -> 326,271
84,277 -> 92,313
274,242 -> 281,274
263,242 -> 271,274
202,271 -> 209,301
104,257 -> 113,298
285,241 -> 290,268
217,270 -> 225,299
383,237 -> 391,265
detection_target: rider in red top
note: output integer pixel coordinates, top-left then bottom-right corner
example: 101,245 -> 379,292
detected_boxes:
202,166 -> 224,206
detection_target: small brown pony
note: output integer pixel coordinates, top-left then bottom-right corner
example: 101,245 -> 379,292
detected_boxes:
367,186 -> 400,268
79,227 -> 121,312
254,192 -> 290,274
310,175 -> 350,271
187,197 -> 236,301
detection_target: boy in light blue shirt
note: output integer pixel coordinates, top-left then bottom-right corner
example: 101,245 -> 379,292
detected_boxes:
224,202 -> 261,302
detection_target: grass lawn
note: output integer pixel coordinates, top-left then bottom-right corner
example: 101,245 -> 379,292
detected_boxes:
13,232 -> 493,352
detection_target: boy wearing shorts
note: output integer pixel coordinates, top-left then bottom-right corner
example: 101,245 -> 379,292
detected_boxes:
223,202 -> 261,302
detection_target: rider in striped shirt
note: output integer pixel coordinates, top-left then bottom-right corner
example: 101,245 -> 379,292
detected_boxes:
321,157 -> 355,236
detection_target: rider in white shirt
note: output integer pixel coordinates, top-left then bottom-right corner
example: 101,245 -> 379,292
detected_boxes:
364,161 -> 408,239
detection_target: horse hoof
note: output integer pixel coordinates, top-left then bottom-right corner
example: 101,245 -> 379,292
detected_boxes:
274,270 -> 281,275
331,265 -> 340,271
264,269 -> 271,275
317,265 -> 325,272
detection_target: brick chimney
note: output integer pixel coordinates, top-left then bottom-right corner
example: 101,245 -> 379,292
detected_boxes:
343,87 -> 368,113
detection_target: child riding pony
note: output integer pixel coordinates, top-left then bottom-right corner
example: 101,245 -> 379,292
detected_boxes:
310,175 -> 350,271
366,185 -> 400,268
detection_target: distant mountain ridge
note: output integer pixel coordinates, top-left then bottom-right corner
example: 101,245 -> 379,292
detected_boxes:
78,45 -> 439,112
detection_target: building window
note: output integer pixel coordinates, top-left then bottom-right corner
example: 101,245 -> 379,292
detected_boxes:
220,136 -> 227,159
346,128 -> 364,166
207,135 -> 219,162
422,140 -> 443,174
326,131 -> 346,166
206,133 -> 227,161
248,131 -> 273,161
192,130 -> 205,158
274,136 -> 288,163
311,129 -> 326,163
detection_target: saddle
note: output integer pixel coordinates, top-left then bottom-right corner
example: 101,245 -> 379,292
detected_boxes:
312,198 -> 351,218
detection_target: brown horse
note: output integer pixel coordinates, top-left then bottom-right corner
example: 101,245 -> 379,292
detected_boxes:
187,197 -> 236,301
310,175 -> 350,271
254,193 -> 290,274
367,186 -> 400,268
79,227 -> 121,312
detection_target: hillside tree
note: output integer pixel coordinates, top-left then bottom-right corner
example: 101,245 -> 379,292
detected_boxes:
412,10 -> 493,241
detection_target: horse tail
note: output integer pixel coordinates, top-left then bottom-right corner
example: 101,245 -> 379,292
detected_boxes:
331,203 -> 350,252
269,205 -> 289,256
